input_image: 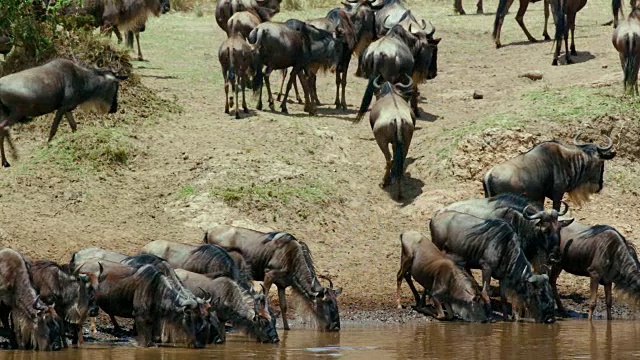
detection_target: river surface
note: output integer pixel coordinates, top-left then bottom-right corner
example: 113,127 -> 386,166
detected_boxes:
3,320 -> 640,359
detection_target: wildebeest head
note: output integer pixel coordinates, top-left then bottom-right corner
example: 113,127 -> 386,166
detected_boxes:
518,271 -> 555,323
173,296 -> 208,349
342,0 -> 378,52
14,299 -> 64,351
441,271 -> 491,323
372,74 -> 413,101
160,0 -> 171,13
256,0 -> 281,13
571,132 -> 617,197
87,67 -> 128,114
197,289 -> 226,344
251,291 -> 280,343
522,202 -> 574,264
311,276 -> 342,331
66,272 -> 97,324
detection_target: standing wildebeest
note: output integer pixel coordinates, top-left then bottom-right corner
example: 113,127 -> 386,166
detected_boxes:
550,222 -> 640,320
30,261 -> 98,346
492,0 -> 551,48
0,249 -> 63,350
176,269 -> 280,343
551,0 -> 588,65
204,225 -> 342,331
227,10 -> 265,38
0,58 -> 126,168
430,211 -> 556,323
215,0 -> 280,32
139,240 -> 252,289
483,134 -> 616,211
612,8 -> 640,94
96,263 -> 208,348
441,194 -> 574,269
396,231 -> 491,322
219,33 -> 257,119
369,75 -> 415,199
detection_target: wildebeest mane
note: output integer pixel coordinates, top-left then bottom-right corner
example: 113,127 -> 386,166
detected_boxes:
185,244 -> 242,282
489,193 -> 542,213
298,241 -> 318,280
260,231 -> 297,244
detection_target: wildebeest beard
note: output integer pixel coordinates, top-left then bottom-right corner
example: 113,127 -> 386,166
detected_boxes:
11,307 -> 64,351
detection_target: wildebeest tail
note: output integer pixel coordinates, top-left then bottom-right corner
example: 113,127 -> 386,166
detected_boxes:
606,227 -> 640,303
248,27 -> 263,93
493,0 -> 508,38
622,34 -> 639,94
228,47 -> 237,92
126,31 -> 134,49
553,0 -> 565,42
356,77 -> 375,122
391,118 -> 404,184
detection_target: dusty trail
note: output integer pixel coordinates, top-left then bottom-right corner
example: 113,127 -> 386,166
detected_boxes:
0,0 -> 634,320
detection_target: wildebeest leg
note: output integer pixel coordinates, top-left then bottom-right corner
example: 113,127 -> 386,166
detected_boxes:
263,270 -> 290,330
265,72 -> 276,112
477,0 -> 484,13
494,0 -> 515,48
224,70 -> 230,114
109,314 -> 123,332
499,281 -> 511,321
48,108 -> 67,142
0,129 -> 12,168
135,317 -> 153,347
454,0 -> 465,14
295,75 -> 305,104
433,298 -> 447,319
563,17 -> 572,64
65,112 -> 77,132
280,69 -> 298,114
339,58 -> 350,110
134,31 -> 144,61
480,265 -> 493,310
411,83 -> 421,118
515,0 -> 537,42
543,0 -> 551,40
604,283 -> 612,320
587,277 -> 599,320
90,317 -> 97,334
549,266 -> 568,316
277,69 -> 287,102
241,76 -> 249,114
234,73 -> 240,119
376,138 -> 392,187
277,285 -> 290,331
402,274 -> 422,309
568,12 -> 577,56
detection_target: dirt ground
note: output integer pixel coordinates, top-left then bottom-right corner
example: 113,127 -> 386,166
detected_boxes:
1,0 -> 639,326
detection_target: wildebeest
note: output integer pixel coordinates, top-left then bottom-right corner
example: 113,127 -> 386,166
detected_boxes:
0,58 -> 126,168
612,8 -> 640,94
176,269 -> 280,343
0,32 -> 12,59
430,211 -> 556,323
0,249 -> 63,350
441,194 -> 574,269
96,263 -> 208,348
482,134 -> 616,211
492,0 -> 551,48
139,240 -> 252,288
227,10 -> 264,38
551,0 -> 588,65
396,231 -> 491,322
550,221 -> 640,320
368,75 -> 415,199
30,260 -> 98,346
218,33 -> 257,119
215,0 -> 280,32
204,225 -> 342,331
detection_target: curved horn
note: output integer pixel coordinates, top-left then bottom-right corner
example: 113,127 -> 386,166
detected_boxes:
597,135 -> 613,152
33,296 -> 47,311
426,21 -> 435,37
318,275 -> 334,289
260,283 -> 267,295
345,0 -> 358,2
372,74 -> 383,90
421,19 -> 427,30
573,131 -> 584,146
382,15 -> 393,30
558,201 -> 569,216
522,205 -> 544,220
397,73 -> 413,90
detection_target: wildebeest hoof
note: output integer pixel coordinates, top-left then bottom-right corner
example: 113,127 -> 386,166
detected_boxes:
458,9 -> 466,14
528,37 -> 538,43
552,59 -> 558,66
543,34 -> 551,41
476,7 -> 483,14
495,43 -> 502,49
269,103 -> 276,112
280,107 -> 288,114
2,161 -> 9,168
235,113 -> 240,119
257,103 -> 263,111
243,107 -> 249,113
570,49 -> 577,56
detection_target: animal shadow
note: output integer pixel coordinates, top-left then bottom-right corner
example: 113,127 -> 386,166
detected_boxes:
140,74 -> 179,80
383,167 -> 424,205
559,51 -> 596,65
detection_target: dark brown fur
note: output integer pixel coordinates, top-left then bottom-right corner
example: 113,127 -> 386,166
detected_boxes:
218,33 -> 257,119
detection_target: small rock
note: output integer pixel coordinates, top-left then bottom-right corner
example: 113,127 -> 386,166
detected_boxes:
519,70 -> 543,81
602,64 -> 608,69
473,90 -> 484,99
183,154 -> 189,160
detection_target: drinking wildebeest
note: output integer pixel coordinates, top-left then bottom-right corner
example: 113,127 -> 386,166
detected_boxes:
139,240 -> 252,289
219,33 -> 257,119
395,231 -> 491,322
176,269 -> 280,343
483,134 -> 616,211
550,222 -> 640,320
215,0 -> 280,32
0,248 -> 63,350
0,58 -> 126,168
368,75 -> 415,200
30,260 -> 98,346
204,225 -> 342,331
441,194 -> 574,270
493,0 -> 551,48
430,211 -> 556,323
612,8 -> 640,95
96,263 -> 209,348
551,0 -> 588,65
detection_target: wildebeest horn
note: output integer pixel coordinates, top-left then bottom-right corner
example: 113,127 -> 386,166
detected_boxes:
426,21 -> 435,37
522,205 -> 544,220
597,135 -> 613,152
33,296 -> 47,311
198,287 -> 212,302
372,75 -> 383,90
318,275 -> 334,289
382,15 -> 393,30
572,131 -> 584,146
397,73 -> 413,90
421,19 -> 427,30
260,284 -> 267,295
558,201 -> 569,216
180,298 -> 198,309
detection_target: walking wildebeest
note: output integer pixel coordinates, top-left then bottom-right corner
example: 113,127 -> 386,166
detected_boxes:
441,194 -> 574,270
204,225 -> 342,331
176,269 -> 280,343
550,221 -> 640,320
96,263 -> 208,348
139,240 -> 252,289
0,58 -> 126,168
492,0 -> 551,48
612,8 -> 640,95
215,0 -> 280,32
396,231 -> 491,322
482,134 -> 616,211
219,33 -> 257,119
551,0 -> 588,65
430,211 -> 556,323
0,249 -> 63,350
30,261 -> 98,346
369,75 -> 415,200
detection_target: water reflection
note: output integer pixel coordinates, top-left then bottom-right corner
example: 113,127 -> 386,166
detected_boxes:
3,320 -> 640,359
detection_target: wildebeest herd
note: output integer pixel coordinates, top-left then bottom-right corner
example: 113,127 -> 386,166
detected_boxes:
0,0 -> 639,352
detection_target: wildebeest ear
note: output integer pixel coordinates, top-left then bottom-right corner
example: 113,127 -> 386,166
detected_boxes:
428,38 -> 442,45
559,218 -> 575,228
333,287 -> 343,296
115,74 -> 129,81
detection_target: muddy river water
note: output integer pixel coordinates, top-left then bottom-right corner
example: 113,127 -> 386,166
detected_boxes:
3,320 -> 640,359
